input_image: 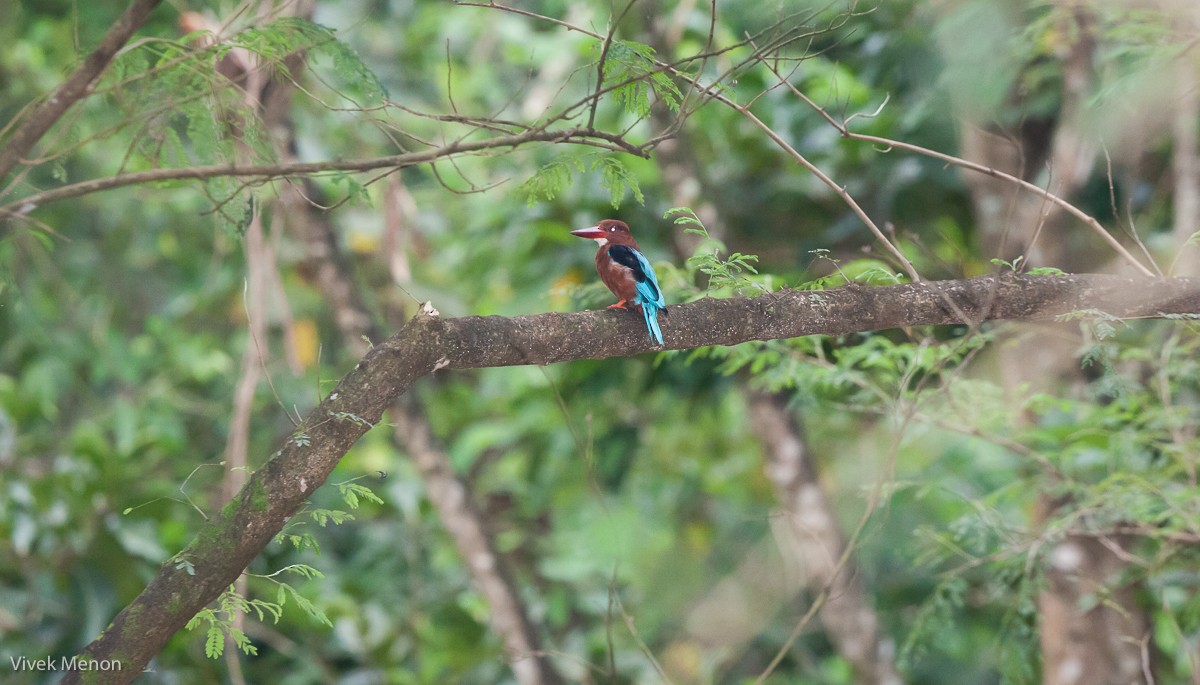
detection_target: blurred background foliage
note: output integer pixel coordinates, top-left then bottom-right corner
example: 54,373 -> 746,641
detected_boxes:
2,0 -> 1200,683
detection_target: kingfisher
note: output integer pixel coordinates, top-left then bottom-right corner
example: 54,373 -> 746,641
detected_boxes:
570,219 -> 667,345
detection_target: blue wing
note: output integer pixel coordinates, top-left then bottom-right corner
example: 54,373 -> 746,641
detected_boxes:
607,245 -> 666,345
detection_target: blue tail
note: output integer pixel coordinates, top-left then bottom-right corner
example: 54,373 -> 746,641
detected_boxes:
641,302 -> 663,345
613,244 -> 666,345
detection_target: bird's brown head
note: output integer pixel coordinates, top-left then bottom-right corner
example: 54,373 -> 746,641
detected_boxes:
570,219 -> 634,245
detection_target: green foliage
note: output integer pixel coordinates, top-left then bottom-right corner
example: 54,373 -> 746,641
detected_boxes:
520,157 -> 584,206
520,153 -> 644,208
900,575 -> 967,669
989,256 -> 1024,272
329,410 -> 373,427
185,564 -> 334,659
600,39 -> 681,116
93,17 -> 385,231
667,207 -> 765,295
991,257 -> 1069,279
339,480 -> 385,509
185,586 -> 278,658
4,2 -> 1199,684
234,18 -> 388,105
594,155 -> 646,207
1027,266 -> 1065,276
273,574 -> 333,627
309,508 -> 355,527
891,319 -> 1200,680
801,250 -> 906,289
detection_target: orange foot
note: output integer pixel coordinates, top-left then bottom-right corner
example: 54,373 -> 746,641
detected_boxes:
606,300 -> 629,310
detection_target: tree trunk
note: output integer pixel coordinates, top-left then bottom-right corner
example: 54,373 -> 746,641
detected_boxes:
947,5 -> 1152,681
1038,521 -> 1151,685
748,392 -> 901,685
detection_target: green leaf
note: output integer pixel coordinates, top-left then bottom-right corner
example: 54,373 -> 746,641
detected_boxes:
281,583 -> 333,627
601,40 -> 680,116
205,625 -> 224,659
339,482 -> 384,509
282,563 -> 326,580
519,157 -> 584,206
310,508 -> 354,527
184,608 -> 209,632
1027,266 -> 1065,276
233,19 -> 388,105
229,626 -> 258,656
592,156 -> 643,208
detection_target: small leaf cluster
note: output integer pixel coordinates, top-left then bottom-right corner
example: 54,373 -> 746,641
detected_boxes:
895,318 -> 1200,678
186,585 -> 282,659
276,478 -> 384,552
98,17 -> 385,232
600,39 -> 681,117
666,207 -> 764,296
189,565 -> 332,659
519,153 -> 643,208
233,18 -> 388,106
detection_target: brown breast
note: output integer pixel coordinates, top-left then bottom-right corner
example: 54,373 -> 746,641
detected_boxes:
595,246 -> 638,302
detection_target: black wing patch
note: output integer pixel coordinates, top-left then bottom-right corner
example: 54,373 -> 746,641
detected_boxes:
607,244 -> 648,282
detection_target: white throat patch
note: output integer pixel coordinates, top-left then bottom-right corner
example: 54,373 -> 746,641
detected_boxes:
593,237 -> 609,246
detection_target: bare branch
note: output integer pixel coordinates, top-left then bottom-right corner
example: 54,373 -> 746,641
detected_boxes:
775,70 -> 1157,277
734,103 -> 921,281
0,126 -> 644,217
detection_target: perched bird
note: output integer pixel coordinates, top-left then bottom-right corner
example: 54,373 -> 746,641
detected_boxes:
570,219 -> 667,345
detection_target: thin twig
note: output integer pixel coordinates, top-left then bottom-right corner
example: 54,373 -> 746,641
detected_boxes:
772,69 -> 1157,277
588,0 -> 640,130
464,2 -> 920,280
735,104 -> 922,281
0,126 -> 645,215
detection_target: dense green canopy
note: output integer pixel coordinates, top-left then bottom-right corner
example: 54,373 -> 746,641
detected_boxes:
3,2 -> 1200,684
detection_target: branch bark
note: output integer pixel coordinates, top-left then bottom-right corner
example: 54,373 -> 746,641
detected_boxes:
59,272 -> 1200,683
0,0 -> 163,184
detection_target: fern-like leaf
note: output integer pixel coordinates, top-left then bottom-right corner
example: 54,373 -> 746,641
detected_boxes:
204,625 -> 224,659
593,156 -> 644,208
602,40 -> 681,116
519,157 -> 585,206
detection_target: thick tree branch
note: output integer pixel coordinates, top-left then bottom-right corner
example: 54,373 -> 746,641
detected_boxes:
60,273 -> 1200,683
0,0 -> 163,185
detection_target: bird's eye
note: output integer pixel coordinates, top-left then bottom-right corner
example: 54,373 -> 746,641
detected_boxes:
609,226 -> 615,232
